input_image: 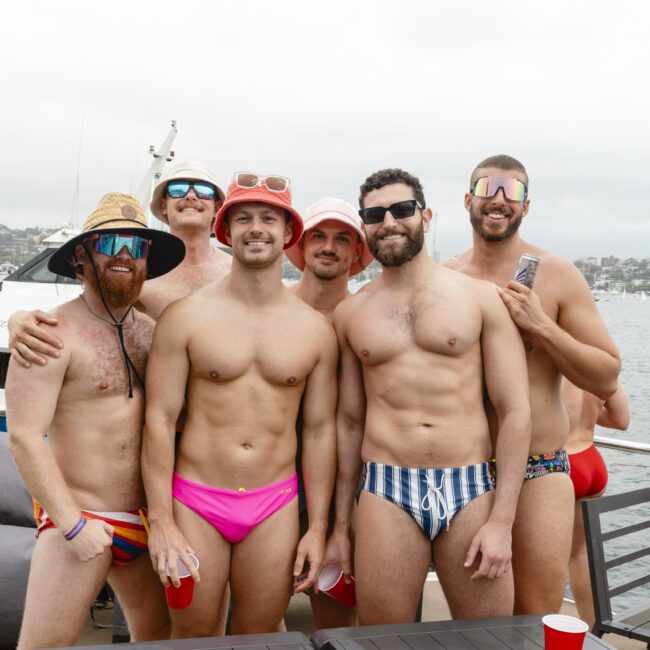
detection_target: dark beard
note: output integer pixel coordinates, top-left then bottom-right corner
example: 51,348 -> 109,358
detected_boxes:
307,255 -> 345,281
470,206 -> 523,242
84,261 -> 146,310
367,221 -> 425,267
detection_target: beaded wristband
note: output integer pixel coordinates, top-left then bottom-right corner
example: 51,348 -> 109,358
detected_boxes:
64,516 -> 87,541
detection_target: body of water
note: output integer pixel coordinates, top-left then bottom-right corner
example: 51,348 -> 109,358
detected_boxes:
590,296 -> 650,613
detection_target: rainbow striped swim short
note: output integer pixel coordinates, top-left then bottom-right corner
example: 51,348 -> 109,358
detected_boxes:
34,500 -> 148,565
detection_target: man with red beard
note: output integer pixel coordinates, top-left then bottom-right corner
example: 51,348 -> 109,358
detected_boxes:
142,174 -> 338,636
445,154 -> 620,614
5,193 -> 185,649
9,162 -> 231,364
333,168 -> 531,624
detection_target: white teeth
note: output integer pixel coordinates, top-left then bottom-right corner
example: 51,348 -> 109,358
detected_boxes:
110,266 -> 131,272
382,234 -> 403,240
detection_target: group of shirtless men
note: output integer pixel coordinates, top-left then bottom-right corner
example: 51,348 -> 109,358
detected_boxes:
6,155 -> 621,649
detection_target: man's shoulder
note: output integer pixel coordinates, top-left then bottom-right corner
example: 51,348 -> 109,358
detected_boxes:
156,288 -> 209,324
531,249 -> 585,292
537,250 -> 578,274
333,283 -> 373,320
442,249 -> 472,271
286,291 -> 333,327
436,263 -> 496,297
47,299 -> 86,336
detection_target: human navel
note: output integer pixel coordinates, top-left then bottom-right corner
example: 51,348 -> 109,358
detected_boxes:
242,442 -> 253,450
448,337 -> 457,346
286,376 -> 297,385
98,382 -> 109,391
208,371 -> 220,380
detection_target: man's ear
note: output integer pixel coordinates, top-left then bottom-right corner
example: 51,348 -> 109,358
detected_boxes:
353,236 -> 363,264
421,207 -> 433,233
464,192 -> 472,213
224,220 -> 232,246
74,244 -> 87,263
284,221 -> 293,246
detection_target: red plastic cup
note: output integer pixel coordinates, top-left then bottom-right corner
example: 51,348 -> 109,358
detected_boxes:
542,614 -> 589,649
317,563 -> 356,607
165,554 -> 199,610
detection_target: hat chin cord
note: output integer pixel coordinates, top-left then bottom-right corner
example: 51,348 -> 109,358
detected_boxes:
81,243 -> 144,399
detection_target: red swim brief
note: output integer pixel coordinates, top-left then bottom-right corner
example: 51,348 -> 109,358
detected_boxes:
568,444 -> 608,500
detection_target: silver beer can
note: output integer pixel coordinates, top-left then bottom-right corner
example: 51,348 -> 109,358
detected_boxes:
514,254 -> 540,289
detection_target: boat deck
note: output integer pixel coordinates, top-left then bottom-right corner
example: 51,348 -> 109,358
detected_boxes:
79,578 -> 646,648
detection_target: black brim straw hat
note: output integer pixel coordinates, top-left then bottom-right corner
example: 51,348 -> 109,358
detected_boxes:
49,192 -> 185,280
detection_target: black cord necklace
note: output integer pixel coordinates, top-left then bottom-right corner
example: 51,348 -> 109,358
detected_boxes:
81,245 -> 145,399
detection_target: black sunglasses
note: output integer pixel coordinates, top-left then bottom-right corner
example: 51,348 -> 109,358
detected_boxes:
358,200 -> 424,225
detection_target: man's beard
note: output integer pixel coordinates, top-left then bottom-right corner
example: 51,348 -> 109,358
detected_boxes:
367,221 -> 425,267
84,261 -> 146,310
306,254 -> 347,281
236,243 -> 283,270
470,204 -> 523,242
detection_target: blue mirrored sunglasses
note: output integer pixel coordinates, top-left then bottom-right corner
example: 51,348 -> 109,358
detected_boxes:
87,233 -> 151,259
166,180 -> 217,200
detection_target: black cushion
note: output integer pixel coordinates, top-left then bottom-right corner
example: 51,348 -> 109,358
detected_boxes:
0,432 -> 35,527
0,524 -> 35,648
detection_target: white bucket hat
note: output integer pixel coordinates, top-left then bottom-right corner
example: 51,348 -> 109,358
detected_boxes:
150,161 -> 226,224
285,197 -> 373,277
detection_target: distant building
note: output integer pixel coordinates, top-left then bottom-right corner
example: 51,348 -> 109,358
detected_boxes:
601,255 -> 620,267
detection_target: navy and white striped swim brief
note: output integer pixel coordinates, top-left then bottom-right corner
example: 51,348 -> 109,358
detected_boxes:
362,460 -> 495,541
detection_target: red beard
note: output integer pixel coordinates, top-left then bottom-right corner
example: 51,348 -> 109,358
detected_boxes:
83,259 -> 146,310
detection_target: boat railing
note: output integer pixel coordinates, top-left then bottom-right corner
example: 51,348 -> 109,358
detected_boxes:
594,435 -> 650,455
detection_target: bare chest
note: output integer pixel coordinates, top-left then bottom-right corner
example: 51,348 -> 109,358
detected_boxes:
189,315 -> 319,387
65,319 -> 152,397
348,292 -> 482,366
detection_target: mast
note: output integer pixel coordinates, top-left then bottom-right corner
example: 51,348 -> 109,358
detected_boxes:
136,120 -> 178,229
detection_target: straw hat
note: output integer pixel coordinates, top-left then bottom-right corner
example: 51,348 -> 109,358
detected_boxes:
214,175 -> 303,249
285,197 -> 373,276
48,193 -> 185,280
150,161 -> 226,224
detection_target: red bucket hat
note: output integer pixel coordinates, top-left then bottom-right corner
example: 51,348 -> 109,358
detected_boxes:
214,173 -> 303,249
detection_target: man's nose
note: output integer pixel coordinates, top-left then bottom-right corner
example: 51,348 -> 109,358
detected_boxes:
491,187 -> 508,203
382,209 -> 399,228
321,236 -> 337,252
248,217 -> 264,233
115,245 -> 133,259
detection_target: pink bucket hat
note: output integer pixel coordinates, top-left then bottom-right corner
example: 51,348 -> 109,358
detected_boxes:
285,197 -> 373,276
214,173 -> 303,249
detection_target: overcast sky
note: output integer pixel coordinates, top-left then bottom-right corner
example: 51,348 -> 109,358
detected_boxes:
1,0 -> 648,262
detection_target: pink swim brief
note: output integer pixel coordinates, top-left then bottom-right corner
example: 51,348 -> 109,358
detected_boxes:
172,472 -> 298,543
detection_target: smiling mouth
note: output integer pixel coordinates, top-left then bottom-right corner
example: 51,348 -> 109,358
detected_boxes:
245,241 -> 269,247
484,211 -> 509,222
108,265 -> 132,273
